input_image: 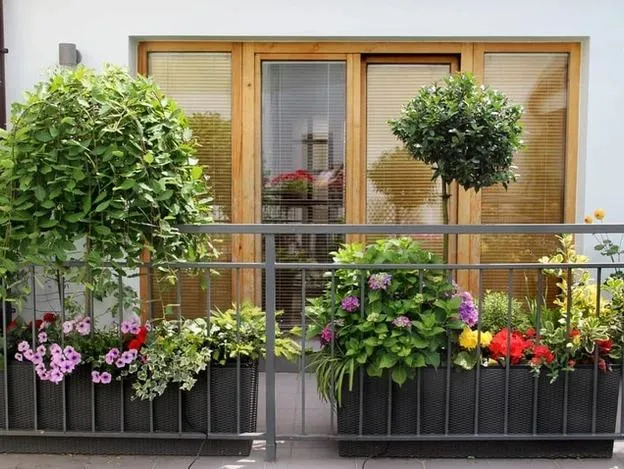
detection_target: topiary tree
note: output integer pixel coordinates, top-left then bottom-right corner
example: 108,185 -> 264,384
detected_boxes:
0,65 -> 215,310
388,72 -> 523,260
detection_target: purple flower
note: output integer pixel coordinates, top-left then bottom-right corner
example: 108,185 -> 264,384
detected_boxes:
120,320 -> 132,334
50,343 -> 62,355
457,291 -> 478,327
91,371 -> 101,384
62,321 -> 74,334
63,346 -> 76,356
38,370 -> 49,381
14,353 -> 23,362
59,360 -> 74,374
368,273 -> 392,291
35,363 -> 45,373
51,353 -> 64,368
340,296 -> 360,312
127,349 -> 138,361
17,341 -> 30,353
392,316 -> 412,328
115,358 -> 126,369
36,345 -> 46,355
30,352 -> 43,365
121,351 -> 134,364
49,369 -> 63,384
99,372 -> 112,384
67,351 -> 81,365
320,326 -> 333,346
75,319 -> 91,336
23,349 -> 34,361
37,331 -> 48,343
107,347 -> 120,358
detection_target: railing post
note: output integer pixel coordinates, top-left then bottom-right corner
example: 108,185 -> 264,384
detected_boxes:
264,234 -> 277,462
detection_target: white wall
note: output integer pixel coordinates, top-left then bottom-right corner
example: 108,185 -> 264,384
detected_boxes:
4,0 -> 624,230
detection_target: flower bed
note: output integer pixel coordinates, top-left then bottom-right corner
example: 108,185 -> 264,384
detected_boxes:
307,236 -> 624,458
0,304 -> 298,455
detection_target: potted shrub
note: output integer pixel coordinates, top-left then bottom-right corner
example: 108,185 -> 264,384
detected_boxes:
388,72 -> 523,260
307,235 -> 622,458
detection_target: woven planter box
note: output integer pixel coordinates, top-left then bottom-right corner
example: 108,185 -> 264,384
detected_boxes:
338,366 -> 620,458
0,360 -> 258,456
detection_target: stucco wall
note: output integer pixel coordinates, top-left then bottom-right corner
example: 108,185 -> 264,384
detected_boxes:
4,0 -> 623,227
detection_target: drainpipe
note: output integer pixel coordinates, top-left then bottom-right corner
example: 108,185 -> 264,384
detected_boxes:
0,0 -> 7,129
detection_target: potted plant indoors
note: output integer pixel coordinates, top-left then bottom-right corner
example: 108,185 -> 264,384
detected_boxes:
306,235 -> 623,458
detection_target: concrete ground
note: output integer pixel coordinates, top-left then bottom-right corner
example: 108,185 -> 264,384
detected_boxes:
2,373 -> 624,468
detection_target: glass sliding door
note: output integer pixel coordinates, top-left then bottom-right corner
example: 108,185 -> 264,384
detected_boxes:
261,61 -> 346,326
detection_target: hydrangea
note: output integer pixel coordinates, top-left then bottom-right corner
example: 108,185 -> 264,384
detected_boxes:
320,326 -> 333,346
368,273 -> 392,291
340,296 -> 360,312
392,316 -> 411,328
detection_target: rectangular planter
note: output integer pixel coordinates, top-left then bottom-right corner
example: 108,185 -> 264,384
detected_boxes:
337,365 -> 621,458
0,360 -> 258,456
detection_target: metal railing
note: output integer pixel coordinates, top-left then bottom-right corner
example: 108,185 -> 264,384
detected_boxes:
1,223 -> 623,461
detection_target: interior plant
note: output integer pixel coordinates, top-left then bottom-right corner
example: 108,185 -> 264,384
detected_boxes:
265,169 -> 315,197
388,72 -> 523,260
306,237 -> 464,403
0,64 -> 216,315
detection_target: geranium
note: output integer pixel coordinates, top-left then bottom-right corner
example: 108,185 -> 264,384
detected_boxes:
596,339 -> 613,354
488,328 -> 529,364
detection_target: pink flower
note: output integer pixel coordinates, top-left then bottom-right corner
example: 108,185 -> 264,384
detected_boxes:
49,369 -> 63,384
38,370 -> 49,381
392,316 -> 412,328
30,353 -> 43,365
36,345 -> 46,355
91,371 -> 101,384
50,343 -> 62,355
17,341 -> 30,353
340,296 -> 360,312
35,363 -> 45,373
38,331 -> 48,343
121,351 -> 135,364
59,360 -> 74,374
23,349 -> 34,361
75,319 -> 91,336
99,372 -> 112,384
66,350 -> 81,365
115,358 -> 125,368
14,353 -> 23,362
62,321 -> 74,334
320,326 -> 333,346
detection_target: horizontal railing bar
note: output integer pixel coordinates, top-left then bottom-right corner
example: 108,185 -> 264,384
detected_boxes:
274,262 -> 623,270
0,431 -> 262,440
276,433 -> 624,441
57,260 -> 265,269
176,223 -> 624,235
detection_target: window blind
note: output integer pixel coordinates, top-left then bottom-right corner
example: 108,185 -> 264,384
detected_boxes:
366,63 -> 451,253
261,61 -> 346,327
481,53 -> 569,296
148,52 -> 233,317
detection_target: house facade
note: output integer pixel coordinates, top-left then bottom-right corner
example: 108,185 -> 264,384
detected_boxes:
3,0 -> 623,319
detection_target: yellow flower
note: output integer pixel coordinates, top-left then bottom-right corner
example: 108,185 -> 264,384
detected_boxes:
459,327 -> 478,350
594,208 -> 605,220
584,215 -> 593,224
479,331 -> 493,348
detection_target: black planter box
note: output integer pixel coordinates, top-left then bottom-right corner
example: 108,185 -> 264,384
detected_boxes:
0,361 -> 258,456
337,366 -> 621,458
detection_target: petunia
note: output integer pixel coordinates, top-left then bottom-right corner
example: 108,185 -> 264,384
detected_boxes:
99,372 -> 112,384
62,321 -> 74,334
75,319 -> 91,336
17,341 -> 30,353
14,353 -> 23,362
91,371 -> 101,384
36,345 -> 46,355
37,332 -> 48,344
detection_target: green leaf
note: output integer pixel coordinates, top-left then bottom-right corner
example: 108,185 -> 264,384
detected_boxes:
453,351 -> 477,370
143,152 -> 154,164
191,166 -> 203,180
94,200 -> 111,212
391,367 -> 408,386
118,180 -> 136,190
34,130 -> 52,142
378,353 -> 396,369
34,186 -> 46,201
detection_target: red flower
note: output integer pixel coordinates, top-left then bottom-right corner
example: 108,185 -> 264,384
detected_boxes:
488,328 -> 529,364
27,319 -> 43,330
568,359 -> 576,367
569,328 -> 580,338
6,320 -> 17,333
128,326 -> 149,351
525,328 -> 536,339
596,339 -> 613,354
598,358 -> 607,372
43,312 -> 57,323
531,344 -> 555,365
